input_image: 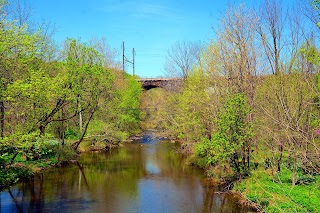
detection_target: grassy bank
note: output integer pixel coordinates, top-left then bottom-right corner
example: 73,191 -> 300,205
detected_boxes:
186,143 -> 320,212
234,167 -> 320,212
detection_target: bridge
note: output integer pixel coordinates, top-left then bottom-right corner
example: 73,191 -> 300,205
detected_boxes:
138,78 -> 183,91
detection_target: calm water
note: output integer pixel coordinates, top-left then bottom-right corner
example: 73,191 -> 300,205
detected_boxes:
0,131 -> 251,213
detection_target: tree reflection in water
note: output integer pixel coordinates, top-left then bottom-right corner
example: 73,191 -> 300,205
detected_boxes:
1,131 -> 252,213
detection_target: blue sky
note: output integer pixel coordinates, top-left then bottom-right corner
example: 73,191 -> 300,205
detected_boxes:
28,0 -> 285,77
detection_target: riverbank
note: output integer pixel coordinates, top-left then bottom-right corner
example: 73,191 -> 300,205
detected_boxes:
172,136 -> 320,212
0,135 -> 131,191
233,167 -> 320,212
0,159 -> 75,191
195,162 -> 320,212
188,163 -> 320,212
0,158 -> 58,191
0,131 -> 137,191
0,143 -> 77,191
192,160 -> 320,212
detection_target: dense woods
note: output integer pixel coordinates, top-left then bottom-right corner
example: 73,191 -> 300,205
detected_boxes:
153,0 -> 320,211
0,1 -> 141,188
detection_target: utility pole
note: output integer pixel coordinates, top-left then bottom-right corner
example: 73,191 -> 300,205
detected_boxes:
122,42 -> 135,76
122,41 -> 125,73
133,48 -> 135,76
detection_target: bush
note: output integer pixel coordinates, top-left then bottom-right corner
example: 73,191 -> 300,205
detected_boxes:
64,128 -> 79,139
296,174 -> 315,185
195,136 -> 219,168
56,144 -> 77,162
0,166 -> 34,189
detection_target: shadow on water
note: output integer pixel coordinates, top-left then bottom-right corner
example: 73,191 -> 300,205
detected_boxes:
0,131 -> 253,213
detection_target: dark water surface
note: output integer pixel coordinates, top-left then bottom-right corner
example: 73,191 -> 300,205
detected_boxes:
0,131 -> 251,213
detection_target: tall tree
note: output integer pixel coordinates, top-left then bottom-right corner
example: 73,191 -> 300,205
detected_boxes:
62,38 -> 114,150
0,17 -> 40,137
165,40 -> 202,78
257,0 -> 285,75
90,36 -> 120,69
216,3 -> 258,92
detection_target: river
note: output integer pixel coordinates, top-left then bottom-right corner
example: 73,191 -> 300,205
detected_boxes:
0,131 -> 252,213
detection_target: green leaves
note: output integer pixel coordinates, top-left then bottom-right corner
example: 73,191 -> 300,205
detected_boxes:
195,93 -> 253,174
216,94 -> 252,144
107,75 -> 142,133
168,69 -> 211,142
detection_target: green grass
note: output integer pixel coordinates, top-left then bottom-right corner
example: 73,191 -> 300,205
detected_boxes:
234,167 -> 320,212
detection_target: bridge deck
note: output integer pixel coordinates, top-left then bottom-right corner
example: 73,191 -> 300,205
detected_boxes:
138,78 -> 183,90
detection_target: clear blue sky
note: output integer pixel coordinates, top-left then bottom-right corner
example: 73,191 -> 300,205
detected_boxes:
28,0 -> 290,77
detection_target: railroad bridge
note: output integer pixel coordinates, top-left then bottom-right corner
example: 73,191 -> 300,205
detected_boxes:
138,78 -> 183,91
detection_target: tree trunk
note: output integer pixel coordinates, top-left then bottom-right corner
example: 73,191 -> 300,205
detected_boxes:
72,106 -> 97,151
242,145 -> 246,172
39,123 -> 46,136
60,106 -> 65,145
37,98 -> 65,136
247,146 -> 250,171
277,144 -> 283,172
273,32 -> 280,75
292,155 -> 297,186
0,100 -> 4,138
78,95 -> 83,135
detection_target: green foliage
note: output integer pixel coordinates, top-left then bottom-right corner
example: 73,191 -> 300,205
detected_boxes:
195,137 -> 218,167
0,132 -> 60,161
195,93 -> 253,175
0,153 -> 10,168
235,168 -> 320,212
0,6 -> 144,190
312,0 -> 320,27
313,0 -> 320,9
116,75 -> 142,131
298,42 -> 320,66
106,74 -> 142,134
215,93 -> 253,148
64,128 -> 79,139
140,88 -> 168,130
0,165 -> 34,189
166,69 -> 212,142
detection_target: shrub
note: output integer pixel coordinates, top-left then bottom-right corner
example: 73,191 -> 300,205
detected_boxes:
64,128 -> 79,139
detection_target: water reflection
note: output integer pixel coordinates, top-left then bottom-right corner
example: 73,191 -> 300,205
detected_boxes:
1,131 -> 251,213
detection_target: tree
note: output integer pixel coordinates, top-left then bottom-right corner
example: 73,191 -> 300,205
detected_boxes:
195,93 -> 253,177
257,0 -> 285,75
166,69 -> 214,143
165,40 -> 202,78
0,17 -> 41,138
256,70 -> 319,185
215,3 -> 258,95
61,38 -> 114,150
312,0 -> 320,26
90,36 -> 120,69
1,0 -> 33,28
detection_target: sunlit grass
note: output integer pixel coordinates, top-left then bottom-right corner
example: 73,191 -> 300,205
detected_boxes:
234,167 -> 320,212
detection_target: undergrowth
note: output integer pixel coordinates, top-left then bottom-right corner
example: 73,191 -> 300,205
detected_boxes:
234,167 -> 320,212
